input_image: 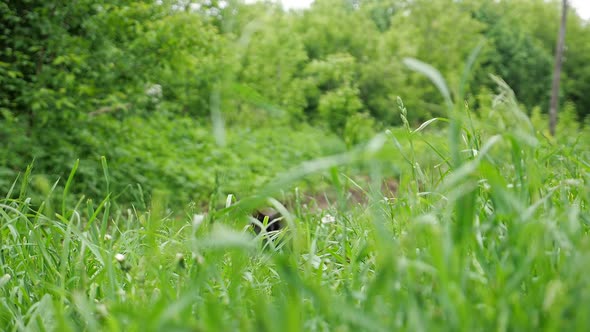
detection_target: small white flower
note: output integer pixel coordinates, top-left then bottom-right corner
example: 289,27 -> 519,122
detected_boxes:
104,234 -> 112,241
145,84 -> 162,99
193,214 -> 205,229
115,253 -> 125,262
321,214 -> 336,224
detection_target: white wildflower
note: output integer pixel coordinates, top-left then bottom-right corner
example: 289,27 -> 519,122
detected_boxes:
321,214 -> 336,224
193,214 -> 205,230
145,84 -> 162,97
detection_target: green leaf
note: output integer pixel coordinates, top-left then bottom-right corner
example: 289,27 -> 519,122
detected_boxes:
403,58 -> 453,111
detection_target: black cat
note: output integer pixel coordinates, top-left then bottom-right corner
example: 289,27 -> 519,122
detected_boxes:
251,208 -> 284,234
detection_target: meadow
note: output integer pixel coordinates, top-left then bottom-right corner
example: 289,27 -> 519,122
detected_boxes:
2,0 -> 590,330
2,70 -> 589,330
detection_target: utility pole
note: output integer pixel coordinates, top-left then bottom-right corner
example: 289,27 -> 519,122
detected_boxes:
549,0 -> 568,136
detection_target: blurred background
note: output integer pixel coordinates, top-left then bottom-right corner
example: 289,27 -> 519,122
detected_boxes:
1,0 -> 588,209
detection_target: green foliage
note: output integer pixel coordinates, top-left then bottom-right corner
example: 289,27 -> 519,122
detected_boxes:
303,53 -> 364,129
3,0 -> 590,324
236,9 -> 309,119
392,0 -> 485,101
1,85 -> 589,330
297,0 -> 378,60
2,112 -> 344,209
318,85 -> 363,132
556,101 -> 581,135
1,0 -> 590,215
343,112 -> 377,147
478,0 -> 590,120
471,1 -> 553,109
562,14 -> 590,120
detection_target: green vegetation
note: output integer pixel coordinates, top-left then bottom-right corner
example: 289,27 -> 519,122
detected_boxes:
1,0 -> 590,330
2,0 -> 590,204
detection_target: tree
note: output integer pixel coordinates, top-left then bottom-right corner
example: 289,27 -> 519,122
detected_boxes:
561,11 -> 590,121
549,0 -> 568,136
383,0 -> 484,121
234,6 -> 309,122
470,1 -> 553,111
302,53 -> 364,131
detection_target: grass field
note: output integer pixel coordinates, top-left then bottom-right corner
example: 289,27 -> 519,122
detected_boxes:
1,76 -> 590,331
4,1 -> 590,330
2,126 -> 589,330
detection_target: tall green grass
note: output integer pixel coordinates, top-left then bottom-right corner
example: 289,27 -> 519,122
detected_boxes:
1,65 -> 589,331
